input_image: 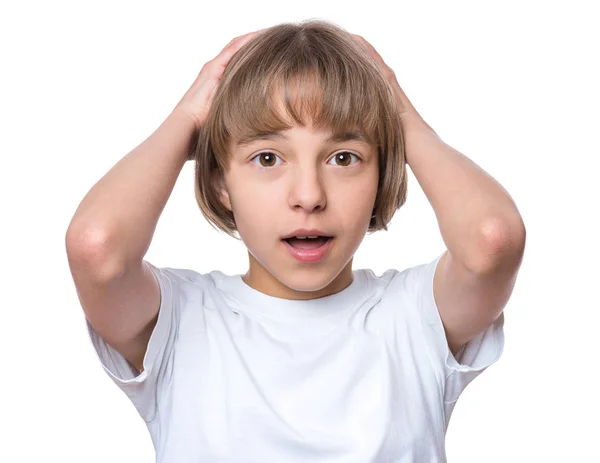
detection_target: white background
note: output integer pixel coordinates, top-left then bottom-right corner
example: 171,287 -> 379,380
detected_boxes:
1,0 -> 598,461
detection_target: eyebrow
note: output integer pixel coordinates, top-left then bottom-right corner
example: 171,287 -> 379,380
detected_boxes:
235,130 -> 371,148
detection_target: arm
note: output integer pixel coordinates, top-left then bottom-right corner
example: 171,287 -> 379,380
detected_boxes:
403,123 -> 526,273
65,108 -> 196,272
404,122 -> 525,357
65,109 -> 196,372
354,34 -> 526,358
65,28 -> 263,268
352,33 -> 525,266
65,30 -> 260,373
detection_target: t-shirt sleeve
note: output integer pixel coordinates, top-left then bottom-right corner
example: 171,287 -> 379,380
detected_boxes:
411,252 -> 505,408
84,261 -> 179,422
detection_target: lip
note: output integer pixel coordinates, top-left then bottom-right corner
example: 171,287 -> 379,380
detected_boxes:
281,228 -> 333,240
282,237 -> 334,263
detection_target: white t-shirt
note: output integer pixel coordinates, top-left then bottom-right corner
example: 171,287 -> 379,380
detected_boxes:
85,252 -> 504,462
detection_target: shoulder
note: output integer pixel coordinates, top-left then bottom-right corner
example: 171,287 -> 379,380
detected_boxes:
360,260 -> 432,296
146,265 -> 225,310
154,265 -> 218,288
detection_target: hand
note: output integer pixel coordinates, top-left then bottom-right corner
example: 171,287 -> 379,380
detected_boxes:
351,34 -> 432,132
173,29 -> 265,132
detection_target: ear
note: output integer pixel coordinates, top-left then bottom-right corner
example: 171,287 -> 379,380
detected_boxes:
212,171 -> 232,211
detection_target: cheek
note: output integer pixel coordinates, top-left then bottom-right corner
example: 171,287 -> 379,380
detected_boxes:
228,186 -> 275,235
229,171 -> 284,209
231,187 -> 274,215
341,174 -> 378,207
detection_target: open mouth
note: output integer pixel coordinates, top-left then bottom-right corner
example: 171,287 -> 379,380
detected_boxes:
282,236 -> 333,249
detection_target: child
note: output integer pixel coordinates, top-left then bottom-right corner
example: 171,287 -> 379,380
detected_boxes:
66,19 -> 522,463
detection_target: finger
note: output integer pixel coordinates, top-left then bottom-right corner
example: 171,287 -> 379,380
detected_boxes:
352,33 -> 369,47
212,29 -> 264,68
226,27 -> 267,50
352,33 -> 375,56
354,39 -> 395,81
353,34 -> 387,68
352,34 -> 379,56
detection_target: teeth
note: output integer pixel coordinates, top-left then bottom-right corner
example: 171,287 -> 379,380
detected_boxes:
295,235 -> 319,239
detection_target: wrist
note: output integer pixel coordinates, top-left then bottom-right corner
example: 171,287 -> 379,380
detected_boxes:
166,108 -> 201,161
401,112 -> 434,134
170,105 -> 202,134
402,118 -> 441,166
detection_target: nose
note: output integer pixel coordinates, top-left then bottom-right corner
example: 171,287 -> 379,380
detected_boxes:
288,166 -> 327,214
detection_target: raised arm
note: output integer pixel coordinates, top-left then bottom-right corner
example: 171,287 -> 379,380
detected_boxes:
65,30 -> 261,372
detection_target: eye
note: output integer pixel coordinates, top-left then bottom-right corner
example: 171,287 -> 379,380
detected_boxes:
327,151 -> 360,167
249,150 -> 360,168
250,151 -> 283,168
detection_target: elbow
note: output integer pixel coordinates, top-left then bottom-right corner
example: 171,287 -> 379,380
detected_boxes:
473,217 -> 526,274
66,226 -> 126,282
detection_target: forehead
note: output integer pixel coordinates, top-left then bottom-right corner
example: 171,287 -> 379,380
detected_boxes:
234,127 -> 372,149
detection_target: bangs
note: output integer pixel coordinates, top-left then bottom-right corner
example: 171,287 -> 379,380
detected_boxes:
221,71 -> 379,149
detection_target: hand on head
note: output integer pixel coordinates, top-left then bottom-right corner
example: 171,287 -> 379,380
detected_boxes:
173,28 -> 266,132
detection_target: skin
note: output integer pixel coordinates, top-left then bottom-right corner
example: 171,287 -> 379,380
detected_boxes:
215,115 -> 380,301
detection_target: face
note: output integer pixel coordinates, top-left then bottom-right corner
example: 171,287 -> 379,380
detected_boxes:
216,122 -> 379,300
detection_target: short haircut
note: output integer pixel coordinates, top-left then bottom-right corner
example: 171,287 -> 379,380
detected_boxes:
191,19 -> 408,240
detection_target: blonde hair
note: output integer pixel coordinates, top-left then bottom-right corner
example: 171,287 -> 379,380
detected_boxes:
191,19 -> 408,240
